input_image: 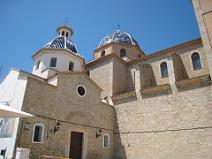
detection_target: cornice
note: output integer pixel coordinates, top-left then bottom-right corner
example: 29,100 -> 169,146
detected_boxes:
176,74 -> 211,88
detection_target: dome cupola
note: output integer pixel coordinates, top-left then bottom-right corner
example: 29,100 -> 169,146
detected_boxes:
43,23 -> 78,54
99,29 -> 138,47
32,22 -> 84,79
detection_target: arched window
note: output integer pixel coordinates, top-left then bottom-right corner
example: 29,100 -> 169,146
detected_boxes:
69,61 -> 74,71
103,133 -> 109,148
32,123 -> 44,143
191,52 -> 201,70
62,31 -> 65,36
66,32 -> 69,37
101,51 -> 105,57
120,49 -> 126,57
160,62 -> 168,78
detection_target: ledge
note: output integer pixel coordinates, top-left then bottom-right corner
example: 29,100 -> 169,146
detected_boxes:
140,84 -> 171,95
40,155 -> 71,159
111,91 -> 136,101
176,74 -> 211,88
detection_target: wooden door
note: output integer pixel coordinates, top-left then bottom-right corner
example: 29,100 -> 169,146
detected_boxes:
69,131 -> 83,159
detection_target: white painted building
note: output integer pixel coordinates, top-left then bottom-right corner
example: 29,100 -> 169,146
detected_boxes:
0,70 -> 28,159
0,23 -> 85,159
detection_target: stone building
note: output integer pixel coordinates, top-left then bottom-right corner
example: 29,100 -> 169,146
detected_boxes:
0,0 -> 212,159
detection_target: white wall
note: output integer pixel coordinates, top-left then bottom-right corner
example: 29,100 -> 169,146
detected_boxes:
48,75 -> 58,86
0,70 -> 28,159
32,51 -> 83,78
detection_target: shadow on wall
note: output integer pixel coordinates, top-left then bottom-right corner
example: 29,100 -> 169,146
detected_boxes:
172,54 -> 189,81
140,63 -> 157,89
112,111 -> 127,159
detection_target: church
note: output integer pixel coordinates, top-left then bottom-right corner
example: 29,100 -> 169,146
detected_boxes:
0,0 -> 212,159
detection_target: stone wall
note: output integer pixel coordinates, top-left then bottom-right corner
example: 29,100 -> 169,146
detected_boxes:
177,46 -> 209,78
192,0 -> 212,76
113,82 -> 212,159
113,59 -> 127,95
94,43 -> 143,61
140,63 -> 156,88
89,59 -> 114,99
145,45 -> 209,87
17,74 -> 114,159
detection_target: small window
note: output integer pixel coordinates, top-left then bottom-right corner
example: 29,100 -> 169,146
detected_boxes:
62,31 -> 65,36
191,52 -> 202,70
66,32 -> 69,37
101,51 -> 105,57
160,62 -> 168,78
50,58 -> 57,67
69,61 -> 74,71
77,85 -> 86,97
36,61 -> 40,70
103,133 -> 109,148
86,70 -> 90,76
120,49 -> 126,57
32,123 -> 44,143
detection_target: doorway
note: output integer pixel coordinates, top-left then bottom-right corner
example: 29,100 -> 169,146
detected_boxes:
69,131 -> 83,159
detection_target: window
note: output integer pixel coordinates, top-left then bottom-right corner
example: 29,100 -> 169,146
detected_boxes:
103,133 -> 109,148
50,58 -> 57,67
32,123 -> 44,143
191,52 -> 202,70
77,85 -> 86,97
160,62 -> 168,78
66,32 -> 69,37
62,31 -> 65,36
101,51 -> 105,57
120,49 -> 126,57
86,70 -> 90,76
69,61 -> 74,71
36,61 -> 40,70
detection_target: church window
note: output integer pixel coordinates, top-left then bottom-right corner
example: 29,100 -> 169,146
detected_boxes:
77,85 -> 86,97
160,62 -> 168,78
120,49 -> 126,57
66,32 -> 69,37
62,31 -> 65,36
32,123 -> 44,143
69,61 -> 74,71
50,58 -> 57,67
101,51 -> 105,57
86,70 -> 90,76
103,133 -> 109,148
36,61 -> 40,69
191,52 -> 201,70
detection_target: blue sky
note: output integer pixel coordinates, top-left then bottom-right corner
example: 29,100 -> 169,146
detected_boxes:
0,0 -> 200,79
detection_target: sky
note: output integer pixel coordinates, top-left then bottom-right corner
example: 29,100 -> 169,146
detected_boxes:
0,0 -> 200,80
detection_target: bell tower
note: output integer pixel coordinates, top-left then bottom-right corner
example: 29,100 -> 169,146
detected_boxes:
57,22 -> 73,40
32,23 -> 84,79
192,0 -> 212,76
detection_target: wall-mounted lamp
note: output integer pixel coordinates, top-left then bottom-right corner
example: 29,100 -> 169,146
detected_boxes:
23,122 -> 30,130
54,121 -> 60,134
96,128 -> 102,138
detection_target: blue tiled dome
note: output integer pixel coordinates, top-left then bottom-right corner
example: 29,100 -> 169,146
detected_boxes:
99,30 -> 138,47
44,36 -> 78,54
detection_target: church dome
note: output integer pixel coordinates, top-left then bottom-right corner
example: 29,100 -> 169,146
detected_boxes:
44,36 -> 78,54
99,30 -> 138,47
